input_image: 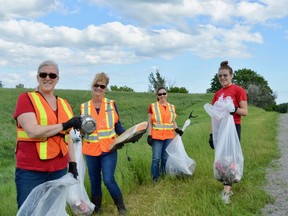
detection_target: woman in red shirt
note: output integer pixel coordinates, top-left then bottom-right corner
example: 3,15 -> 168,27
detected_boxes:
14,60 -> 81,209
209,61 -> 248,204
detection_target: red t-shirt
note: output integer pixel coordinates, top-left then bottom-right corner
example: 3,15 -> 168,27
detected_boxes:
14,93 -> 68,172
212,84 -> 247,124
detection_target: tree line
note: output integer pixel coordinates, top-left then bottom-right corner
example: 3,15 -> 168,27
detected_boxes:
1,68 -> 287,112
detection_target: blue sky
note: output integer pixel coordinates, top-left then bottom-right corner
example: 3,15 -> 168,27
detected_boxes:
0,0 -> 287,104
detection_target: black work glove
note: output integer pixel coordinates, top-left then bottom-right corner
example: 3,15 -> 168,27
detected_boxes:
147,135 -> 153,146
230,106 -> 238,115
175,128 -> 184,136
68,162 -> 78,179
209,133 -> 214,149
62,117 -> 82,131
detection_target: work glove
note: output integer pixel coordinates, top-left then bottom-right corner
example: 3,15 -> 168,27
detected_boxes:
62,117 -> 82,131
175,128 -> 184,136
209,133 -> 214,149
68,162 -> 78,179
230,106 -> 238,115
147,135 -> 153,146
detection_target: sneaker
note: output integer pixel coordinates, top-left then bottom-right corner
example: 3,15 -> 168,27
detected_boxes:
221,190 -> 233,204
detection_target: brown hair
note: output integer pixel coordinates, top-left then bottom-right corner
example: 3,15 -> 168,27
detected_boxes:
156,86 -> 167,95
219,61 -> 233,74
91,72 -> 109,89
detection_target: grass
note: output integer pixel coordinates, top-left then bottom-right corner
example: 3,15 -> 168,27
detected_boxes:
0,88 -> 279,215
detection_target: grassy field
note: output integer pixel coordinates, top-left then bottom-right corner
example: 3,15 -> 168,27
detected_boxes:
0,88 -> 279,216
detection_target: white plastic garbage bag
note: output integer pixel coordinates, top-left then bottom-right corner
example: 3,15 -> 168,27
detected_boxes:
204,95 -> 244,184
17,173 -> 77,216
166,118 -> 196,176
66,130 -> 95,216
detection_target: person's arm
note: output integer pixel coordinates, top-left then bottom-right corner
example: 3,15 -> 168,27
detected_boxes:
236,100 -> 248,116
17,112 -> 64,138
114,102 -> 125,135
68,135 -> 76,162
67,134 -> 78,179
147,113 -> 153,136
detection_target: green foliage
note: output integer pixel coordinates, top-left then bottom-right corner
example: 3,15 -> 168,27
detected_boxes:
110,85 -> 134,92
234,69 -> 276,110
0,88 -> 281,215
148,69 -> 166,92
0,81 -> 3,88
168,86 -> 189,93
276,103 -> 288,113
206,73 -> 221,93
206,68 -> 276,110
16,84 -> 24,88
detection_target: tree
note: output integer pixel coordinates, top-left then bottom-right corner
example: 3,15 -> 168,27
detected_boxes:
206,74 -> 221,93
148,69 -> 166,92
169,86 -> 189,93
16,84 -> 24,88
110,85 -> 134,92
233,69 -> 276,110
0,81 -> 3,88
206,68 -> 276,110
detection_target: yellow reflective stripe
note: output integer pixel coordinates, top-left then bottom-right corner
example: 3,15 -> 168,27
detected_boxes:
153,102 -> 162,123
39,141 -> 48,159
167,103 -> 175,123
18,130 -> 31,138
104,99 -> 109,128
105,99 -> 114,128
17,130 -> 47,141
81,101 -> 91,116
30,92 -> 48,125
59,98 -> 73,119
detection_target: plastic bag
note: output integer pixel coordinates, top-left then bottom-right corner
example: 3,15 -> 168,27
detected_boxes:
204,95 -> 244,184
17,173 -> 77,216
66,130 -> 95,216
165,118 -> 196,176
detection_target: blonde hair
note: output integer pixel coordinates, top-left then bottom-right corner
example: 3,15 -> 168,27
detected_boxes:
91,72 -> 109,89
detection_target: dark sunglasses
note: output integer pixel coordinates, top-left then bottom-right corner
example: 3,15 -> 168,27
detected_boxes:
157,92 -> 167,96
39,72 -> 58,79
218,74 -> 229,78
94,84 -> 106,89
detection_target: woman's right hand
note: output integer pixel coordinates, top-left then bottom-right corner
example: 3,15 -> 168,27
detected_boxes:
147,135 -> 153,146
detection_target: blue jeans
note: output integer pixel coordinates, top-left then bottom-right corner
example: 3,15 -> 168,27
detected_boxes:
15,168 -> 67,209
151,139 -> 172,181
85,151 -> 122,198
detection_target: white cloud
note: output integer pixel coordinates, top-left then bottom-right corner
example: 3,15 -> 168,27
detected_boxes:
0,0 -> 61,20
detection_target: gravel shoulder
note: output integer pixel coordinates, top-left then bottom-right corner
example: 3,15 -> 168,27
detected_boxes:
262,114 -> 288,216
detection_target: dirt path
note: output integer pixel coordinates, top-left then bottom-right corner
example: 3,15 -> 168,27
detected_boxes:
262,114 -> 288,216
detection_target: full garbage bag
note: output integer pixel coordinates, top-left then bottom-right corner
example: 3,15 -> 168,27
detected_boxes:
17,130 -> 94,216
204,95 -> 244,184
166,118 -> 196,176
66,130 -> 94,215
17,173 -> 77,216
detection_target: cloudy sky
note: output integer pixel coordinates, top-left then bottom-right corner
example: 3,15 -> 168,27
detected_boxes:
0,0 -> 287,104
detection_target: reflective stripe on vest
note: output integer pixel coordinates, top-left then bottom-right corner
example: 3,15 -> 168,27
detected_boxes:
17,92 -> 73,160
81,98 -> 116,143
81,98 -> 118,156
152,102 -> 175,130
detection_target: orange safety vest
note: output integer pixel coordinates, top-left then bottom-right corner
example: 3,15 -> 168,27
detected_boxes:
16,91 -> 74,160
81,98 -> 118,156
151,102 -> 176,140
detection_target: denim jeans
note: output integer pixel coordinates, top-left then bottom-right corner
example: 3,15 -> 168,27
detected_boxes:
151,138 -> 172,181
15,167 -> 67,209
85,151 -> 122,198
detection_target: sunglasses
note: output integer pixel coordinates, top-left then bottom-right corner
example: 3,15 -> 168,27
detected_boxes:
94,84 -> 106,89
157,92 -> 167,96
39,72 -> 58,79
218,74 -> 229,78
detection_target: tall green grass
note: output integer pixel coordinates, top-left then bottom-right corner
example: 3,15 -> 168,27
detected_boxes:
0,88 -> 279,215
